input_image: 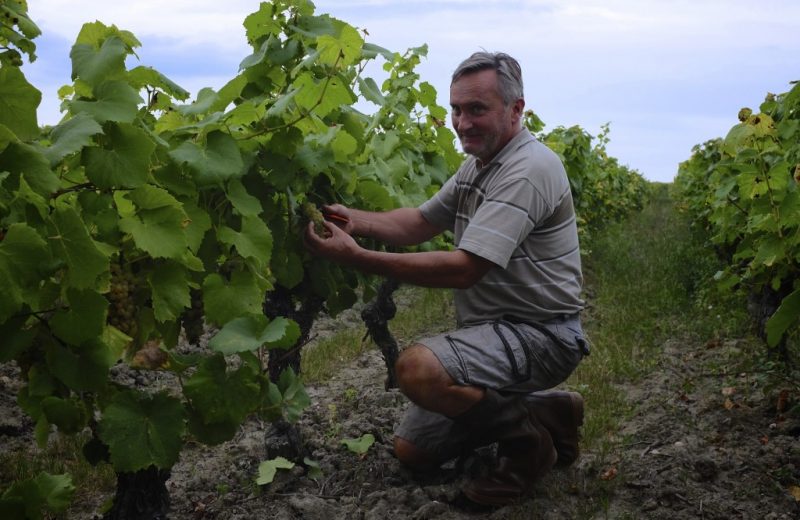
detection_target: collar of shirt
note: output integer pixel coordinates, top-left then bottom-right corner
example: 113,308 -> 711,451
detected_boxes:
474,128 -> 536,171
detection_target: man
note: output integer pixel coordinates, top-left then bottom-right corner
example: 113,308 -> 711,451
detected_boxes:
304,52 -> 588,506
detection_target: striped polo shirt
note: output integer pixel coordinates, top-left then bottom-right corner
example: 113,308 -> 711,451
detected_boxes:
419,129 -> 584,326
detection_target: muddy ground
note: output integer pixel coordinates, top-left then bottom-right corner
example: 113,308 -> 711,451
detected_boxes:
1,307 -> 799,519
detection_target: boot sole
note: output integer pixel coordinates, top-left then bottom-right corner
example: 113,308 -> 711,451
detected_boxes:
463,446 -> 558,506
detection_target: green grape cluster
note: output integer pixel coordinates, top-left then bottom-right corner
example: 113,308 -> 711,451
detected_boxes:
107,261 -> 138,339
301,202 -> 330,238
181,288 -> 204,344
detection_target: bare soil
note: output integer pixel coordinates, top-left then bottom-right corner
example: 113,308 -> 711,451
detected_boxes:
1,317 -> 799,519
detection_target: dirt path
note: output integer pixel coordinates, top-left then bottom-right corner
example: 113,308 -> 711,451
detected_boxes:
162,330 -> 799,519
1,323 -> 798,518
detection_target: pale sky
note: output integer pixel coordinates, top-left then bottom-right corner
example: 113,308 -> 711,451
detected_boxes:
23,0 -> 800,183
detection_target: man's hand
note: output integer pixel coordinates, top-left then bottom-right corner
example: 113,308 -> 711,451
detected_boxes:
304,219 -> 361,264
320,204 -> 354,234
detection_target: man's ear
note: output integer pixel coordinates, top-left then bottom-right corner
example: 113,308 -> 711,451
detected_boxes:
511,98 -> 525,122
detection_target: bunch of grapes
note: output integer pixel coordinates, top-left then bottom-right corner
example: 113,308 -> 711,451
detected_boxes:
181,288 -> 204,345
107,261 -> 138,339
301,202 -> 330,238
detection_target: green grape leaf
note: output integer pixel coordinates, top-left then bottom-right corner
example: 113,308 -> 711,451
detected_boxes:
40,396 -> 89,434
209,315 -> 300,354
168,131 -> 245,187
0,223 -> 51,322
357,76 -> 385,106
331,128 -> 358,162
48,204 -> 109,290
185,409 -> 238,446
50,288 -> 108,345
45,338 -> 112,392
766,288 -> 800,347
226,180 -> 263,217
341,433 -> 375,455
356,179 -> 395,210
70,37 -> 127,87
202,270 -> 265,326
183,354 -> 260,427
752,235 -> 785,267
98,390 -> 185,472
70,80 -> 142,123
0,65 -> 41,141
175,87 -> 217,116
0,141 -> 60,196
127,65 -> 190,100
243,3 -> 282,42
217,215 -> 273,269
277,367 -> 310,422
256,457 -> 295,485
118,185 -> 189,259
0,472 -> 75,518
303,457 -> 323,479
0,315 -> 37,362
42,113 -> 104,166
180,200 -> 212,253
83,122 -> 155,188
148,261 -> 191,323
317,22 -> 363,67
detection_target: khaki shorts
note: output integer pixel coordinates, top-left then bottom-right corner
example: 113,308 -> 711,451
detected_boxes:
394,316 -> 587,459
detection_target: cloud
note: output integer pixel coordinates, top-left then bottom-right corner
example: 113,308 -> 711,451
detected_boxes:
22,0 -> 800,182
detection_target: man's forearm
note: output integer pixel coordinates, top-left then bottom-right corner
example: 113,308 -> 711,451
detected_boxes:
348,208 -> 442,246
346,247 -> 491,289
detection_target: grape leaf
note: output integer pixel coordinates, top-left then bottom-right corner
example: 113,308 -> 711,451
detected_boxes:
0,65 -> 41,141
209,315 -> 300,354
256,457 -> 294,485
148,261 -> 191,323
341,433 -> 375,455
83,122 -> 155,188
0,472 -> 75,518
98,390 -> 185,472
217,215 -> 273,269
42,113 -> 104,166
50,288 -> 107,345
183,354 -> 260,426
0,223 -> 51,322
45,338 -> 112,392
766,288 -> 800,347
202,270 -> 265,326
118,185 -> 189,259
48,204 -> 109,290
70,37 -> 127,87
168,130 -> 245,186
70,80 -> 142,124
226,180 -> 263,217
0,141 -> 60,196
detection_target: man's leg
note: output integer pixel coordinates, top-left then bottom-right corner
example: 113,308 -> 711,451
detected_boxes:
393,343 -> 556,505
525,391 -> 585,467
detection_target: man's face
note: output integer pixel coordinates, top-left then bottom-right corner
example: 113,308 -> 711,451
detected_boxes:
450,69 -> 523,163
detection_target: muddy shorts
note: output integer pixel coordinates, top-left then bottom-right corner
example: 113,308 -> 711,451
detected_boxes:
394,315 -> 588,459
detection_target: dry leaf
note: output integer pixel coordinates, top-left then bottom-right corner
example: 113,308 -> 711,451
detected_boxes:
600,467 -> 618,481
131,340 -> 168,370
777,389 -> 790,413
789,485 -> 800,502
723,398 -> 735,410
759,435 -> 769,445
721,387 -> 736,396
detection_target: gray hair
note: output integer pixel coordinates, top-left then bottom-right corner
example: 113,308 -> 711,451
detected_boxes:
451,52 -> 524,105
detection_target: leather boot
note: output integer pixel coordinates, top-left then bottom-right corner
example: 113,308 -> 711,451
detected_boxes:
526,391 -> 584,467
454,388 -> 557,506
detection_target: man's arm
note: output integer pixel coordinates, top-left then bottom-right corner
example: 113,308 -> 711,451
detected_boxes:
304,221 -> 494,289
322,205 -> 443,247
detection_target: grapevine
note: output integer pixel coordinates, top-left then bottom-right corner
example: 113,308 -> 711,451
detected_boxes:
0,0 -> 651,516
673,81 -> 800,355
